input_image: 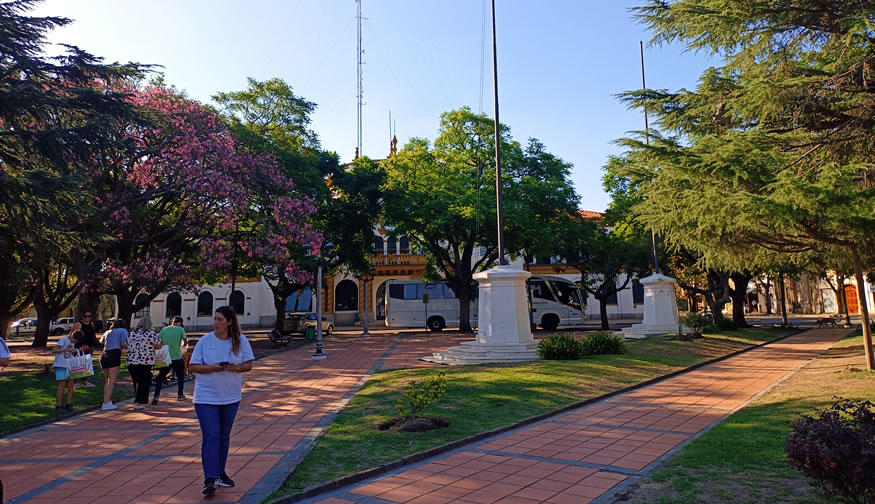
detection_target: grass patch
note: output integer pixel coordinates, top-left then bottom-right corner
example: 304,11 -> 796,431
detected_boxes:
0,355 -> 133,435
269,328 -> 791,500
627,333 -> 875,504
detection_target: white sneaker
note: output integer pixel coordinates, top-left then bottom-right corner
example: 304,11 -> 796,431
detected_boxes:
82,382 -> 96,388
101,402 -> 118,411
73,383 -> 81,389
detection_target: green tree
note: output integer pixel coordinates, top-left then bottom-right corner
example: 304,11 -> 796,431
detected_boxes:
0,0 -> 146,337
384,108 -> 578,332
213,78 -> 384,328
618,1 -> 875,368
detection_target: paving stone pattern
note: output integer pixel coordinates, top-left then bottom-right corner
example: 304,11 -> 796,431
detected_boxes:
1,333 -> 471,504
304,329 -> 844,504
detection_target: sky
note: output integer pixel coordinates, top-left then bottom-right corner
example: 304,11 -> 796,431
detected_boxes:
33,0 -> 716,212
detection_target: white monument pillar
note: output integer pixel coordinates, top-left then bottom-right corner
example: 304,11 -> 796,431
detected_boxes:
424,265 -> 540,364
621,274 -> 682,339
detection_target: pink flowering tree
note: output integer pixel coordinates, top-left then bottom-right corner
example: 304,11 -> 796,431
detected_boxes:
75,86 -> 320,326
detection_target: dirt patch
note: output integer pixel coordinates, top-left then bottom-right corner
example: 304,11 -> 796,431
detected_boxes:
378,415 -> 451,432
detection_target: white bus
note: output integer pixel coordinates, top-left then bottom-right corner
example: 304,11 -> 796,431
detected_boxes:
384,275 -> 584,331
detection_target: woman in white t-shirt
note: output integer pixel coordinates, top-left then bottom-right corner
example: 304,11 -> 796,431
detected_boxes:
189,305 -> 254,496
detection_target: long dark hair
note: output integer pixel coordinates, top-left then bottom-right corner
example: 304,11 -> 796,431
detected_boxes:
215,306 -> 242,355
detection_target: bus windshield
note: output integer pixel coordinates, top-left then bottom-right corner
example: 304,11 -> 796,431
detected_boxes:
549,280 -> 582,310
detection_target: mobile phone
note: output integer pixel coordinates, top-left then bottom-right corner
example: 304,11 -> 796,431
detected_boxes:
219,361 -> 229,367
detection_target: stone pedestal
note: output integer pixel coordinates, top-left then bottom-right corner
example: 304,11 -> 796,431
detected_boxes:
423,266 -> 540,364
621,274 -> 682,339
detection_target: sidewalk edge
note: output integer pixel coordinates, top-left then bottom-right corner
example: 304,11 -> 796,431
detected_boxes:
267,327 -> 806,504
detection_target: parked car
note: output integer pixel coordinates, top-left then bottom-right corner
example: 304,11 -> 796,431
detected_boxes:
8,318 -> 37,336
283,312 -> 334,335
50,317 -> 76,336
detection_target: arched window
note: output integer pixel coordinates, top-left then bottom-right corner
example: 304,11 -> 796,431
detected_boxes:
373,235 -> 385,253
197,292 -> 213,317
399,236 -> 410,253
335,280 -> 358,312
165,292 -> 182,318
387,235 -> 397,254
230,290 -> 245,315
134,294 -> 150,318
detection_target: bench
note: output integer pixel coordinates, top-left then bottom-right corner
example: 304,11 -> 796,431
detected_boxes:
815,317 -> 838,327
268,329 -> 292,347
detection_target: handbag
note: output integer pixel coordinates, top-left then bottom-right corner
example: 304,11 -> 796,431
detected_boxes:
68,349 -> 95,379
153,345 -> 172,369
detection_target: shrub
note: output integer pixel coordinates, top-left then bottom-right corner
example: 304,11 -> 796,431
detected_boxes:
537,333 -> 583,360
786,398 -> 875,503
395,371 -> 447,420
580,331 -> 627,356
682,312 -> 708,336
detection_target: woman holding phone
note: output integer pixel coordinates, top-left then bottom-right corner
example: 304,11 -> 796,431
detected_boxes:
189,306 -> 255,496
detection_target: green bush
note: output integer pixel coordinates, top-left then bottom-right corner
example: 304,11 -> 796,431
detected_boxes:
395,371 -> 447,420
537,333 -> 583,360
715,318 -> 737,331
580,331 -> 627,356
682,312 -> 709,336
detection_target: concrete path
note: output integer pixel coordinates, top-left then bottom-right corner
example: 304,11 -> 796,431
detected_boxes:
299,329 -> 846,504
0,333 -> 463,504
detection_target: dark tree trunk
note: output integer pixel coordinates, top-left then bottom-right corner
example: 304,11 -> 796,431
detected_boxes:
457,286 -> 473,333
0,314 -> 13,342
115,289 -> 136,328
32,303 -> 55,347
778,273 -> 788,326
274,297 -> 286,331
598,293 -> 610,331
729,272 -> 752,327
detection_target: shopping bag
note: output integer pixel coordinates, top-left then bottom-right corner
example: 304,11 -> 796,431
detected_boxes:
153,345 -> 171,369
68,350 -> 94,379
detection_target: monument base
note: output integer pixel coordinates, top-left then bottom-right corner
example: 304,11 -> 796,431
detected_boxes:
423,265 -> 540,365
422,340 -> 539,365
621,274 -> 683,339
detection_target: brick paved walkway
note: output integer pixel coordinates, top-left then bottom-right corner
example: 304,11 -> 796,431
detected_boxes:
300,329 -> 846,504
1,333 -> 473,504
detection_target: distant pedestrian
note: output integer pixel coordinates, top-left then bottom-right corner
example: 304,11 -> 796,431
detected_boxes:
153,316 -> 188,404
0,334 -> 9,367
52,330 -> 81,415
126,316 -> 161,410
100,319 -> 128,411
71,310 -> 99,388
190,306 -> 254,496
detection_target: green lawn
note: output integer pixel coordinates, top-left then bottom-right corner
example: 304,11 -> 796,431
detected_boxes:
0,356 -> 134,435
270,328 -> 791,501
629,334 -> 875,504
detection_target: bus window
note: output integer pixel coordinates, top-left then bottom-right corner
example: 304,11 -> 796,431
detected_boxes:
389,284 -> 405,299
404,284 -> 418,300
443,284 -> 456,299
530,280 -> 556,302
550,281 -> 582,310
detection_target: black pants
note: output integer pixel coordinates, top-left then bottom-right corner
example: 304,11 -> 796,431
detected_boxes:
154,359 -> 185,398
128,364 -> 153,405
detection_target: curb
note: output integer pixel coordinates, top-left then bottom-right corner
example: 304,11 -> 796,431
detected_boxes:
267,328 -> 807,504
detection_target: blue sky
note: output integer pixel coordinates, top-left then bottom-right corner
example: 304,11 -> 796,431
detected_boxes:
34,0 -> 714,212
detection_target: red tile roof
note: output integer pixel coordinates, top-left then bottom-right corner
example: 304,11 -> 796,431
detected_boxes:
578,210 -> 604,220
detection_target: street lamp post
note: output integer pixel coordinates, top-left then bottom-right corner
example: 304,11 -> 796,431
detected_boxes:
361,266 -> 375,338
306,242 -> 334,361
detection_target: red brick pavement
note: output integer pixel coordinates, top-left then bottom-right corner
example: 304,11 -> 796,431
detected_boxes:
304,329 -> 846,504
1,332 -> 457,504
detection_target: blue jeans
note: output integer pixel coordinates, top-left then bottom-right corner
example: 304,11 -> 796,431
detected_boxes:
194,402 -> 240,479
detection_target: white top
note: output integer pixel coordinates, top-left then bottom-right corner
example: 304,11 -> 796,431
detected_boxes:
53,336 -> 75,368
0,337 -> 10,359
190,332 -> 254,405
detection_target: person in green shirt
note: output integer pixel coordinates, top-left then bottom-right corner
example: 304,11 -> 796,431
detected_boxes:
153,316 -> 188,403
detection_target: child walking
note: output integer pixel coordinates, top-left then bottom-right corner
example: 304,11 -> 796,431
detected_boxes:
52,330 -> 81,415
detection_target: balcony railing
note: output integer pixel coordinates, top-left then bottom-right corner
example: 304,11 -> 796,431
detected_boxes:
371,253 -> 426,267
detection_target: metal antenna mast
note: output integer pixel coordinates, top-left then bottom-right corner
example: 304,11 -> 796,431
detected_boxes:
357,0 -> 364,155
640,41 -> 660,274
